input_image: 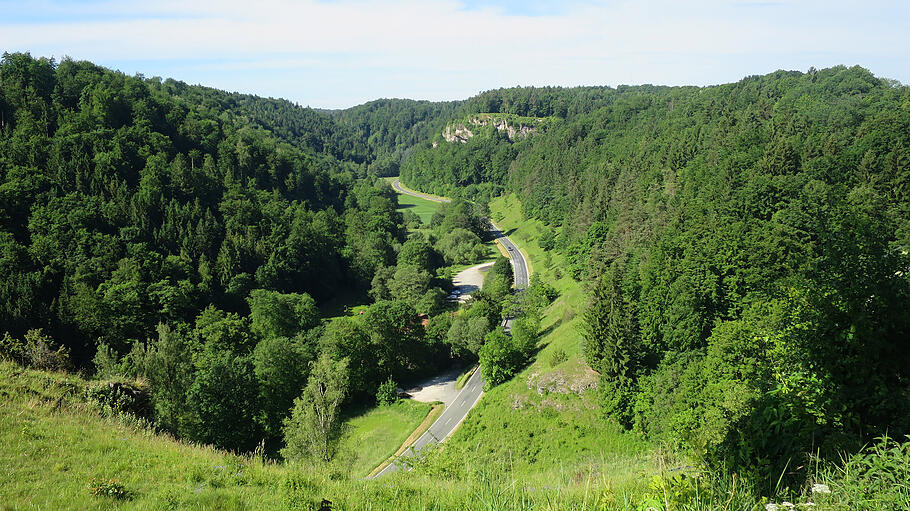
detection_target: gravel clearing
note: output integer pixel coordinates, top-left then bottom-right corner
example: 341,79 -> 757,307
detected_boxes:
451,262 -> 493,302
405,366 -> 464,406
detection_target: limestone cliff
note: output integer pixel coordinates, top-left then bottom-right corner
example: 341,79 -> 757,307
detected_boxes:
441,114 -> 542,143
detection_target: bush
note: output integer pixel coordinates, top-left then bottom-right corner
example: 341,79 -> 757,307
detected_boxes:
478,327 -> 528,389
92,343 -> 121,378
87,478 -> 132,500
0,329 -> 71,371
376,377 -> 398,406
548,348 -> 567,367
84,381 -> 153,420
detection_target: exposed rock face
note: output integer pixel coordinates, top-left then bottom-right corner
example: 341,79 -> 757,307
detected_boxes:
442,124 -> 474,143
442,116 -> 539,143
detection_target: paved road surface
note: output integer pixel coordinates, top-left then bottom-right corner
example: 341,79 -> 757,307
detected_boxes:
489,221 -> 529,290
373,178 -> 532,477
373,365 -> 484,477
392,179 -> 451,203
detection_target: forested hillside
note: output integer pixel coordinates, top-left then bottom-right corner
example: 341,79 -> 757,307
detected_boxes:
0,52 -> 451,455
4,50 -> 910,507
400,66 -> 910,485
332,98 -> 460,176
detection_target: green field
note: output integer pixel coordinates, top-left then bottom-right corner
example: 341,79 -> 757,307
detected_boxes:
335,400 -> 435,477
383,176 -> 442,224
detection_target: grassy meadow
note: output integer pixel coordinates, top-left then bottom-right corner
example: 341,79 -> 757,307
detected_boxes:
382,176 -> 442,224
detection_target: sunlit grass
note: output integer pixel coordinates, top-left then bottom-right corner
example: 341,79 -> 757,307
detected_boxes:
335,400 -> 435,477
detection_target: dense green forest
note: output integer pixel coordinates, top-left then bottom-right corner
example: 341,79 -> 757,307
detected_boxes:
402,66 -> 910,485
0,53 -> 489,456
3,50 -> 910,506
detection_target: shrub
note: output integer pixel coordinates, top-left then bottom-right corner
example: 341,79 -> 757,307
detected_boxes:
548,348 -> 567,367
478,327 -> 527,389
0,329 -> 70,371
376,377 -> 398,406
87,478 -> 132,500
92,343 -> 121,378
84,381 -> 153,420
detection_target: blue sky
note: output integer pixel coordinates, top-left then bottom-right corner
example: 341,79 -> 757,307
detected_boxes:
1,0 -> 907,108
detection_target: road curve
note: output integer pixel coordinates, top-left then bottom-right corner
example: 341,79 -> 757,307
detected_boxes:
373,365 -> 484,477
392,179 -> 451,204
391,178 -> 529,290
373,179 -> 532,477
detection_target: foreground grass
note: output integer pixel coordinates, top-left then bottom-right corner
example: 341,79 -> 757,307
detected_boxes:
0,360 -> 685,510
0,361 -> 289,510
335,400 -> 436,478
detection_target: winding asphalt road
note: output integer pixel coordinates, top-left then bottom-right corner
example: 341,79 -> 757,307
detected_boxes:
373,365 -> 484,477
373,180 -> 531,477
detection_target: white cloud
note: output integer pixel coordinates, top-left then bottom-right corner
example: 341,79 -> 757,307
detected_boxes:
0,0 -> 906,107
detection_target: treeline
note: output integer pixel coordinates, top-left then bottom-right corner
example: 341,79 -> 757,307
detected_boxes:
157,81 -> 370,165
0,53 -> 408,355
511,68 -> 910,482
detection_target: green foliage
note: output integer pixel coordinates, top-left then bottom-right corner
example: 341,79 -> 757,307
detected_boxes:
247,289 -> 319,340
547,348 -> 567,367
91,343 -> 120,379
437,227 -> 486,264
0,52 -> 403,370
819,435 -> 910,510
583,264 -> 640,426
282,472 -> 321,510
142,323 -> 194,433
0,329 -> 71,371
253,335 -> 312,438
87,477 -> 132,500
183,347 -> 261,451
282,355 -> 349,462
479,327 -> 530,389
446,314 -> 489,360
376,377 -> 398,406
84,381 -> 153,421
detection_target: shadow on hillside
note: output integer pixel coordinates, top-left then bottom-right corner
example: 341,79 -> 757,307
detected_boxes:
537,317 -> 564,339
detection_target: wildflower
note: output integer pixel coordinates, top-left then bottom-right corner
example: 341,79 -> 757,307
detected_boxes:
781,503 -> 795,509
765,504 -> 779,511
811,483 -> 831,495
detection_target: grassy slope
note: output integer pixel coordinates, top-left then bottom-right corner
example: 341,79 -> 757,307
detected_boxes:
0,361 -> 623,510
443,194 -> 657,495
0,361 -> 498,510
0,361 -> 290,510
382,176 -> 442,224
336,400 -> 434,477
